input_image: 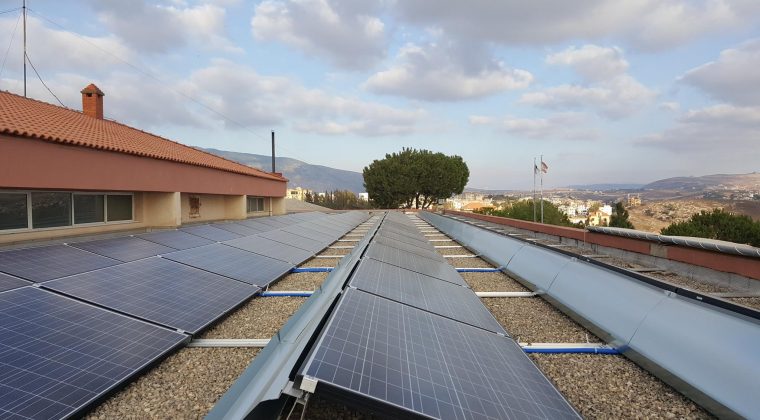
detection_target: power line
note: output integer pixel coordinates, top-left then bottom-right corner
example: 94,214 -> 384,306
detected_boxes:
25,7 -> 303,161
0,8 -> 21,79
24,52 -> 66,107
0,7 -> 21,15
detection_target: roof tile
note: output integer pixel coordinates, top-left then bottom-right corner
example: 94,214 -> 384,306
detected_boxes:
0,90 -> 284,181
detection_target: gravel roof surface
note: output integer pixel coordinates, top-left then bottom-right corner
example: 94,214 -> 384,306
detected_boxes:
317,248 -> 353,256
447,256 -> 495,268
530,354 -> 711,419
268,272 -> 329,291
303,394 -> 380,419
200,296 -> 306,339
647,271 -> 733,293
482,297 -> 601,343
86,348 -> 259,420
727,297 -> 760,310
301,256 -> 344,267
435,246 -> 470,255
460,271 -> 529,292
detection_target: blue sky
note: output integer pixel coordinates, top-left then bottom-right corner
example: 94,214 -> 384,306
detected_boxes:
1,0 -> 758,190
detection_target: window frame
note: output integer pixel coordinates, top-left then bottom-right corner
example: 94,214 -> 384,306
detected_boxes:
0,190 -> 135,234
246,196 -> 266,213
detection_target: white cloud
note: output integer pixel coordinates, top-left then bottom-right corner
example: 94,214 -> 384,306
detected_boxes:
520,46 -> 655,119
87,0 -> 237,53
637,104 -> 760,152
680,39 -> 760,106
393,0 -> 760,50
184,60 -> 425,136
470,112 -> 600,140
659,102 -> 681,112
251,0 -> 386,69
365,42 -> 532,101
546,45 -> 628,82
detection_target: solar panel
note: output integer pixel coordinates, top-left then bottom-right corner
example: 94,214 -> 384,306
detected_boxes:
69,237 -> 177,262
163,244 -> 293,287
281,225 -> 336,244
0,287 -> 186,419
180,224 -> 242,242
224,236 -> 314,265
235,219 -> 276,232
376,228 -> 435,248
137,230 -> 215,250
0,245 -> 119,282
373,236 -> 444,262
43,257 -> 259,334
250,218 -> 289,229
259,230 -> 326,253
213,223 -> 261,236
0,272 -> 30,293
301,289 -> 579,419
349,259 -> 504,334
366,243 -> 468,287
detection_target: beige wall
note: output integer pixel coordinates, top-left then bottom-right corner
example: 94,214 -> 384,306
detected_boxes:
271,197 -> 286,215
180,193 -> 250,223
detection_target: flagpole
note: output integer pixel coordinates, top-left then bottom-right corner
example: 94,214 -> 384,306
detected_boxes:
533,157 -> 537,222
540,155 -> 544,224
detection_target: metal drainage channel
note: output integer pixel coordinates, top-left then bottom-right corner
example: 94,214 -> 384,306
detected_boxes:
419,211 -> 760,419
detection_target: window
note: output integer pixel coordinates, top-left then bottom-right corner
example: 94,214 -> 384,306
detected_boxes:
107,195 -> 133,221
32,192 -> 71,228
247,196 -> 265,212
74,194 -> 105,224
0,191 -> 134,233
0,193 -> 28,230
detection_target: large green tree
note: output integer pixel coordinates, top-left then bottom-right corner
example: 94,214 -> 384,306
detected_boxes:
661,209 -> 760,246
363,148 -> 469,209
478,200 -> 576,227
609,202 -> 635,229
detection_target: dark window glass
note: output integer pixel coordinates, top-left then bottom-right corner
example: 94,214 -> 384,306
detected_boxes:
32,192 -> 71,228
107,195 -> 133,221
74,194 -> 105,224
247,197 -> 265,212
0,193 -> 28,230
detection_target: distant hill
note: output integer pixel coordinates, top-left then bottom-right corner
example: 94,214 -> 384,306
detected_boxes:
643,173 -> 760,191
566,183 -> 644,190
203,148 -> 365,193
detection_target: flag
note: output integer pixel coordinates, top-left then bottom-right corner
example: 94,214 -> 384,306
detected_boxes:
541,160 -> 548,173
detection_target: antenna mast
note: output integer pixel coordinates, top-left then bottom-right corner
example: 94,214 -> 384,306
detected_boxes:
22,0 -> 26,97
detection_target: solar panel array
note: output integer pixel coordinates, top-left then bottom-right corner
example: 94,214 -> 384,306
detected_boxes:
0,211 -> 370,418
0,287 -> 187,419
301,212 -> 580,419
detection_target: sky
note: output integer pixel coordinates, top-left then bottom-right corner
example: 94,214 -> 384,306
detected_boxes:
0,0 -> 758,190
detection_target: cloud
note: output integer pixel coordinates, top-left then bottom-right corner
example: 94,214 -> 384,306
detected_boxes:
520,45 -> 655,118
184,60 -> 425,136
546,45 -> 628,82
393,0 -> 760,50
251,0 -> 386,69
86,0 -> 237,53
659,102 -> 680,112
0,15 -> 135,75
680,39 -> 760,106
470,112 -> 600,140
637,104 -> 760,152
365,42 -> 533,101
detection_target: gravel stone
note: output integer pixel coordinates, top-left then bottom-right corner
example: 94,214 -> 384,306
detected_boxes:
435,246 -> 471,255
446,256 -> 495,269
460,272 -> 529,292
200,296 -> 306,339
428,240 -> 460,247
481,297 -> 600,343
303,394 -> 380,419
86,348 -> 259,420
268,272 -> 329,291
727,297 -> 760,310
300,256 -> 344,267
318,248 -> 353,256
529,354 -> 711,419
647,271 -> 733,293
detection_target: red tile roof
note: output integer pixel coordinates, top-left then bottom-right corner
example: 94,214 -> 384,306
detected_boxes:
0,90 -> 284,181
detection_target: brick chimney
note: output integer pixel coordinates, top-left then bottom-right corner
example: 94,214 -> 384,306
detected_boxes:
81,83 -> 104,119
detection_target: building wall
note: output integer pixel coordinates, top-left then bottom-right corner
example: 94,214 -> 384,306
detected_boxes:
0,135 -> 287,197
